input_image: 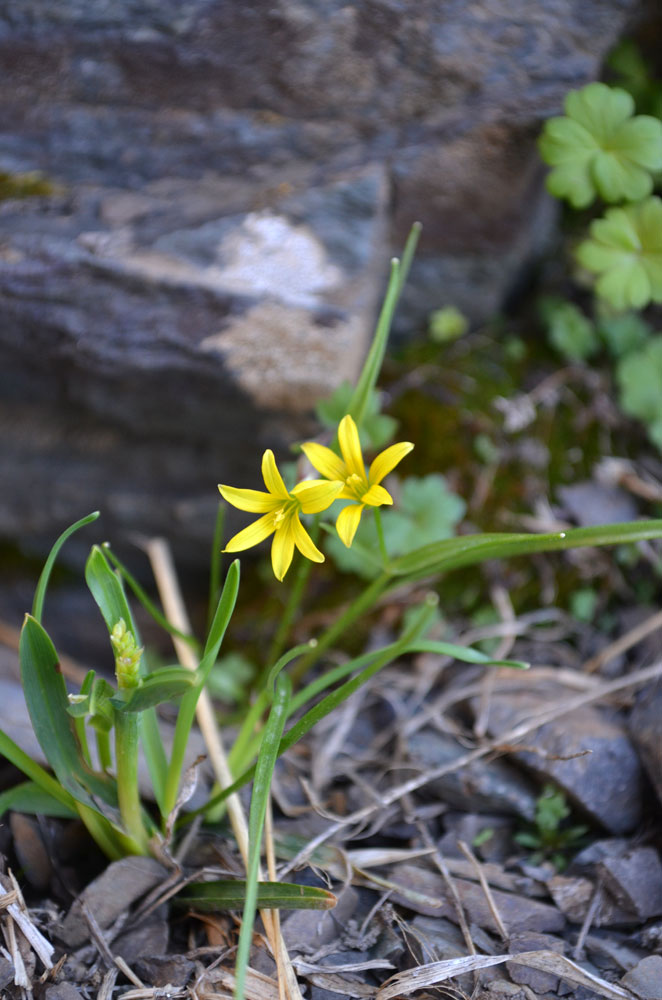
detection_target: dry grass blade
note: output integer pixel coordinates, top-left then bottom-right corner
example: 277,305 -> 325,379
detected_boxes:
280,657 -> 662,870
0,871 -> 54,971
145,538 -> 303,1000
376,949 -> 638,999
456,839 -> 508,941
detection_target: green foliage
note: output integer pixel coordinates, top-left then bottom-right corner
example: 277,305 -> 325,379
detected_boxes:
0,170 -> 55,200
608,40 -> 662,119
539,297 -> 598,361
569,587 -> 598,623
616,335 -> 662,449
538,82 -> 662,207
576,196 -> 662,310
596,311 -> 651,358
429,305 -> 469,343
326,474 -> 466,577
515,784 -> 588,869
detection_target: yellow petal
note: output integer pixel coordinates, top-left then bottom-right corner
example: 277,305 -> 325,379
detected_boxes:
301,442 -> 347,481
361,483 -> 393,507
218,485 -> 279,513
271,522 -> 295,581
336,503 -> 364,547
369,441 -> 414,485
224,511 -> 276,552
262,450 -> 290,500
338,415 -> 366,480
292,479 -> 343,513
291,514 -> 324,563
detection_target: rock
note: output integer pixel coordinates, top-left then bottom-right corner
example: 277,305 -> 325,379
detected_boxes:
629,683 -> 662,810
472,673 -> 644,834
58,856 -> 167,948
621,956 -> 662,1000
507,931 -> 564,993
386,862 -> 565,934
112,910 -> 169,965
407,729 -> 538,819
0,0 -> 641,557
9,812 -> 53,891
43,986 -> 84,1000
439,813 -> 516,863
133,954 -> 195,988
282,886 -> 358,953
558,482 -> 639,528
597,848 -> 662,921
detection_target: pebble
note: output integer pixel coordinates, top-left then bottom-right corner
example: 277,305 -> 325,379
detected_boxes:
507,931 -> 564,993
621,955 -> 662,999
58,856 -> 167,947
473,674 -> 644,834
629,683 -> 662,811
598,848 -> 662,920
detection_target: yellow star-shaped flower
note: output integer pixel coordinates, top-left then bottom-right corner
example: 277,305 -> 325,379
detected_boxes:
301,414 -> 414,547
219,450 -> 342,581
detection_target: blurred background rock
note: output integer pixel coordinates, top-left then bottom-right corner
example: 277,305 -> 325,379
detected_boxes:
0,0 -> 656,565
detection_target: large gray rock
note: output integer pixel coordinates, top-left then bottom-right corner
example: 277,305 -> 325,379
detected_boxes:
0,0 -> 642,556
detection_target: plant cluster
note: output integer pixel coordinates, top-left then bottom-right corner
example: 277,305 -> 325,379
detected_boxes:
5,233 -> 662,998
537,54 -> 662,449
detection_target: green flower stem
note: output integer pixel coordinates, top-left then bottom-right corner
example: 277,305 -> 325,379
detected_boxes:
288,569 -> 392,686
96,729 -> 112,772
267,518 -> 319,668
114,712 -> 150,854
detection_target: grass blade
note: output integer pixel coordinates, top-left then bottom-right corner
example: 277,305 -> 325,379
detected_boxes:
175,880 -> 336,911
234,673 -> 291,1000
0,780 -> 78,819
32,512 -> 99,623
163,560 -> 240,817
390,520 -> 662,580
0,730 -> 78,814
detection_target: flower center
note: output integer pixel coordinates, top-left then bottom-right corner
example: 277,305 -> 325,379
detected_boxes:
344,472 -> 367,500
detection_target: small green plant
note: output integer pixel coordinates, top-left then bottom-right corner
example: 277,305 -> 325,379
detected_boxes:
515,784 -> 589,870
537,57 -> 662,451
429,305 -> 469,343
538,81 -> 662,208
5,230 -> 662,998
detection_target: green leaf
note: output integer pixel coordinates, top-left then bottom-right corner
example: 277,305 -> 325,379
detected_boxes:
32,512 -> 100,623
347,223 -> 421,431
428,305 -> 469,343
539,82 -> 662,207
235,673 -> 291,1000
19,615 -> 119,815
111,667 -> 198,713
162,560 -> 240,818
576,196 -> 662,310
175,880 -> 336,911
0,781 -> 78,819
0,729 -> 79,815
616,335 -> 662,448
539,298 -> 598,362
388,519 -> 662,580
327,475 -> 466,578
596,312 -> 651,358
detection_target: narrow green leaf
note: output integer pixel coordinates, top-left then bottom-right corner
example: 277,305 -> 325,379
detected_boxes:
0,730 -> 78,814
32,512 -> 100,623
19,615 -> 119,816
235,673 -> 291,1000
408,639 -> 528,669
111,668 -> 198,713
0,781 -> 78,819
175,880 -> 336,911
163,560 -> 240,818
347,222 -> 421,431
389,520 -> 662,580
208,501 -> 226,632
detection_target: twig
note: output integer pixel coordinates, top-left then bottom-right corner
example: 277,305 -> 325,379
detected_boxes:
144,538 -> 302,1000
456,839 -> 508,942
279,658 -> 662,874
584,607 -> 662,674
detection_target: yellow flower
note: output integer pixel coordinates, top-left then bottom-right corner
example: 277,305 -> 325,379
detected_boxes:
301,414 -> 414,547
218,450 -> 342,581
